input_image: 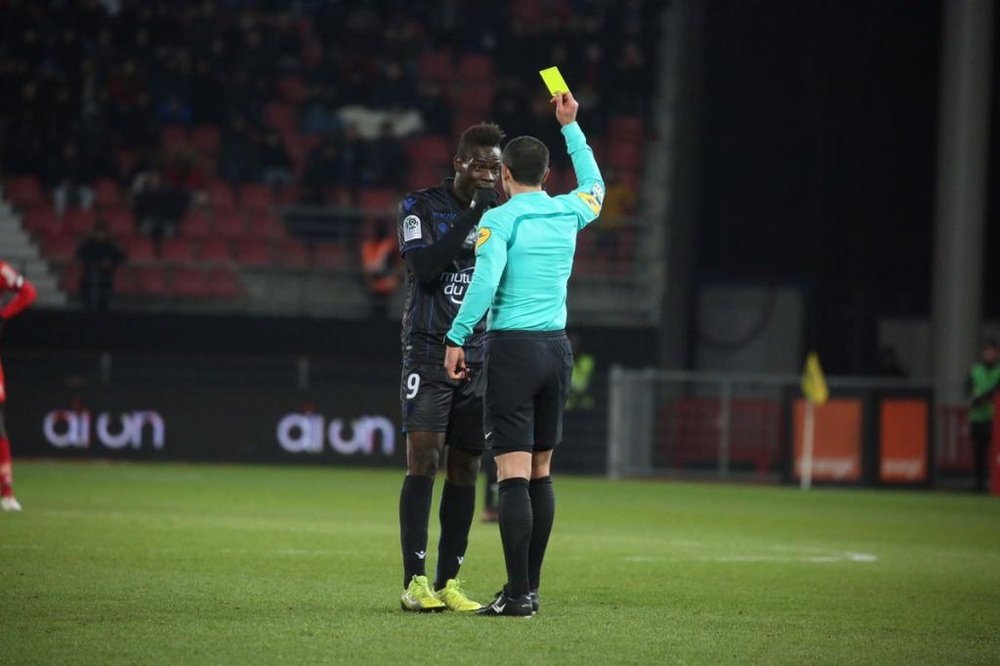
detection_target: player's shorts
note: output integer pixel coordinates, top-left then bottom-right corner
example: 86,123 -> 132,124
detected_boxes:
484,330 -> 573,454
0,357 -> 6,404
400,362 -> 486,453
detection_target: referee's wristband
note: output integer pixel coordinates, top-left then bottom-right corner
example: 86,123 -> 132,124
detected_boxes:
444,335 -> 463,348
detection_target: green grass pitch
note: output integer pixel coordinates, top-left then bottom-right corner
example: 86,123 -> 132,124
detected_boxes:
2,461 -> 999,664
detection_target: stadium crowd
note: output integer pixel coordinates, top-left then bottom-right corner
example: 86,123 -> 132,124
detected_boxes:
0,0 -> 657,304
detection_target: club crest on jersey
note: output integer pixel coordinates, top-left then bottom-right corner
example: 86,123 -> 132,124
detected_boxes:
476,227 -> 492,249
577,192 -> 602,215
402,215 -> 422,242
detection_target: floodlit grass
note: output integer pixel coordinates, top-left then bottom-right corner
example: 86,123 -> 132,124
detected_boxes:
2,462 -> 999,664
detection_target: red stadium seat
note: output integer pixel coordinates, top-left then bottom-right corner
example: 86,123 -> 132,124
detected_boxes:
419,52 -> 454,84
274,240 -> 310,269
263,102 -> 295,134
457,54 -> 495,81
161,124 -> 189,150
234,238 -> 272,267
172,267 -> 209,298
277,76 -> 307,105
42,232 -> 77,263
3,176 -> 44,208
22,206 -> 61,234
161,238 -> 195,263
240,184 -> 274,212
61,263 -> 83,295
105,207 -> 135,238
609,115 -> 644,144
405,136 -> 452,168
205,267 -> 243,298
137,266 -> 169,296
116,266 -> 141,296
608,143 -> 643,171
93,178 -> 122,208
358,189 -> 397,217
199,237 -> 233,265
455,84 -> 494,112
64,208 -> 97,235
191,125 -> 222,156
313,241 -> 350,271
213,211 -> 246,239
122,236 -> 156,263
180,209 -> 212,239
206,181 -> 237,211
247,211 -> 287,241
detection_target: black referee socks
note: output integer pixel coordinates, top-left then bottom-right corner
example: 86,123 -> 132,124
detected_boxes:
435,481 -> 476,589
399,475 -> 434,587
528,476 -> 555,593
498,477 -> 533,597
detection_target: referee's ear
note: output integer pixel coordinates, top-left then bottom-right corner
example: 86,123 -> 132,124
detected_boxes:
541,167 -> 551,184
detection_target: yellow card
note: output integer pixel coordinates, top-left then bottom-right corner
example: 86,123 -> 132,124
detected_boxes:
539,66 -> 570,95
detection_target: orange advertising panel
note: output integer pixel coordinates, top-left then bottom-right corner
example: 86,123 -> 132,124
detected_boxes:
879,399 -> 929,483
793,398 -> 862,482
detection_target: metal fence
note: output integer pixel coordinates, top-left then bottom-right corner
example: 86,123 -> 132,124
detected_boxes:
607,367 -> 973,486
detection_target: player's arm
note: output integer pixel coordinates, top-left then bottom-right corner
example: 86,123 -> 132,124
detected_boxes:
400,190 -> 498,286
0,265 -> 37,321
552,92 -> 605,230
445,213 -> 508,347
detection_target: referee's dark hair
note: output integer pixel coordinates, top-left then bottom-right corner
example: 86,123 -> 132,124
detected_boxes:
457,122 -> 505,159
502,136 -> 549,186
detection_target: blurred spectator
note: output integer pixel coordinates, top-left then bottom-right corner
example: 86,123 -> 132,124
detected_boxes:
76,219 -> 126,313
359,220 -> 400,318
968,340 -> 1000,493
218,116 -> 261,184
301,138 -> 346,205
260,131 -> 294,188
362,122 -> 407,189
130,167 -> 187,247
48,143 -> 95,215
156,94 -> 194,127
566,332 -> 596,411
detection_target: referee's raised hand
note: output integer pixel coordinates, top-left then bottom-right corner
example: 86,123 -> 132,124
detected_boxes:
551,91 -> 578,126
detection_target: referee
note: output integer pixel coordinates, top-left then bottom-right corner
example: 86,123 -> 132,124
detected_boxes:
444,92 -> 604,617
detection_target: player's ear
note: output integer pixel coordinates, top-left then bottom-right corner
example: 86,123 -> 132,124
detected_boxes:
453,154 -> 464,174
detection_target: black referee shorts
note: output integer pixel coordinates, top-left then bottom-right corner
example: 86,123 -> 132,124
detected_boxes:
485,330 -> 573,454
400,363 -> 486,454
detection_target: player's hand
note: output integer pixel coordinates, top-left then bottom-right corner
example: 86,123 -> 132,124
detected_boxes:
444,344 -> 469,380
552,91 -> 579,126
471,187 -> 499,211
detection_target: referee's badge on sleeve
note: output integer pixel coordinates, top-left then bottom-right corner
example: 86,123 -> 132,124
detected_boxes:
402,215 -> 422,242
577,192 -> 602,215
476,227 -> 492,248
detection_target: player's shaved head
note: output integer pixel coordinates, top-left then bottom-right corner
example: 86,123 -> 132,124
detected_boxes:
502,136 -> 549,186
457,122 -> 505,159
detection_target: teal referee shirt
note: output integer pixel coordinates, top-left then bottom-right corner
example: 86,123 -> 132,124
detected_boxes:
446,121 -> 604,345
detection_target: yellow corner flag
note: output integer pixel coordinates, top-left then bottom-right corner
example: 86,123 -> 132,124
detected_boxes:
801,352 -> 829,405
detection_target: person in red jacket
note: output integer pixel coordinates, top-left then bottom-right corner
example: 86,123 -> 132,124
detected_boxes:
0,261 -> 37,511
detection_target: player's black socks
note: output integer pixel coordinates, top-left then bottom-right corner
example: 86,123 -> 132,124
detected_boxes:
528,476 -> 555,592
498,477 -> 532,597
399,474 -> 434,587
434,481 -> 476,588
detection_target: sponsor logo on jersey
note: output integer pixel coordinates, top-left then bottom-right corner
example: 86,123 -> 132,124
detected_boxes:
476,227 -> 492,248
402,215 -> 422,242
439,267 -> 475,305
577,192 -> 602,215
